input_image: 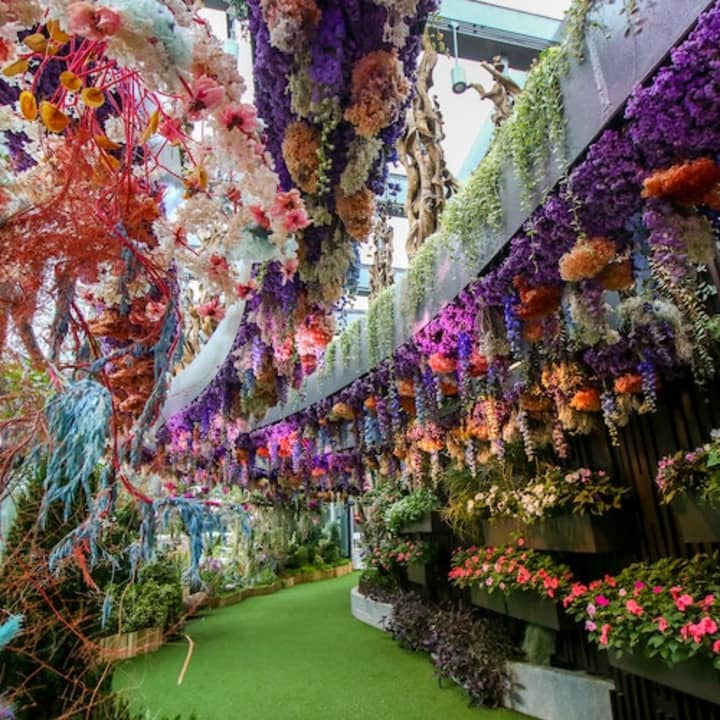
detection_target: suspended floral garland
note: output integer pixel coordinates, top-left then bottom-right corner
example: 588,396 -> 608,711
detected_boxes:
248,0 -> 436,306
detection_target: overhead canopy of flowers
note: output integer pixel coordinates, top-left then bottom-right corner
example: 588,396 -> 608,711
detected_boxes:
162,0 -> 720,503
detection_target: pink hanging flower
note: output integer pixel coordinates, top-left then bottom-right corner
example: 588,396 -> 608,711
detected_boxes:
221,103 -> 259,133
68,2 -> 122,40
249,205 -> 271,230
159,117 -> 185,144
625,599 -> 644,617
595,595 -> 610,607
585,620 -> 597,632
186,74 -> 226,119
197,297 -> 226,320
713,639 -> 720,654
282,207 -> 310,233
699,594 -> 716,609
654,616 -> 669,632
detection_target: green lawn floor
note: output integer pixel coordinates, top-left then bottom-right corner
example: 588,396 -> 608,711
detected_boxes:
113,572 -> 528,720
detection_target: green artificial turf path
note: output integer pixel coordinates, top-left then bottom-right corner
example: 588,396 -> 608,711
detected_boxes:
114,572 -> 528,720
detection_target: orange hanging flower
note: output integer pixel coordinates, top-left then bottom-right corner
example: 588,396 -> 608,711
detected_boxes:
81,87 -> 105,108
468,352 -> 489,377
19,91 -> 37,121
559,237 -> 617,282
642,157 -> 720,205
60,70 -> 83,92
282,121 -> 321,194
364,396 -> 378,412
598,259 -> 634,291
440,379 -> 459,396
331,402 -> 356,421
396,378 -> 415,397
39,101 -> 69,133
428,352 -> 457,374
614,373 -> 643,394
570,387 -> 601,412
400,396 -> 416,415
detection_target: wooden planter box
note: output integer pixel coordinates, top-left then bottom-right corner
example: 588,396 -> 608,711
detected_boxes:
470,585 -> 507,615
406,562 -> 428,586
469,586 -> 566,630
609,650 -> 720,705
207,589 -> 244,609
334,561 -> 354,577
482,511 -> 629,553
671,493 -> 720,544
242,581 -> 282,598
99,626 -> 163,662
399,511 -> 445,535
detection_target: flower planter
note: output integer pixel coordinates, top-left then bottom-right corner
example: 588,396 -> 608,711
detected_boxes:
98,626 -> 163,662
608,650 -> 720,705
399,512 -> 446,535
505,591 -> 567,631
334,561 -> 354,577
242,581 -> 282,598
470,585 -> 508,615
671,493 -> 720,544
350,586 -> 393,632
469,586 -> 566,630
482,511 -> 629,553
406,562 -> 428,587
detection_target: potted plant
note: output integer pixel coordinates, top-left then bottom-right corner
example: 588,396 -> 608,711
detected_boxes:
655,435 -> 720,544
563,553 -> 720,704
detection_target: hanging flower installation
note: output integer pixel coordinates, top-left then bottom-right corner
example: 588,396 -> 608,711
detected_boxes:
162,0 -> 720,499
248,0 -> 436,304
0,0 -> 320,588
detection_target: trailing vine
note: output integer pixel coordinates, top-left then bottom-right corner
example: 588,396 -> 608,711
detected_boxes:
497,44 -> 568,208
340,318 -> 362,368
442,146 -> 504,265
403,232 -> 445,317
367,288 -> 395,367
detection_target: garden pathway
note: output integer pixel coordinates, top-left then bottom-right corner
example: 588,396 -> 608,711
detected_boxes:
114,572 -> 526,720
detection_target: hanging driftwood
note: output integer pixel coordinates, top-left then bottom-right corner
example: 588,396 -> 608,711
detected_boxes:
397,33 -> 459,262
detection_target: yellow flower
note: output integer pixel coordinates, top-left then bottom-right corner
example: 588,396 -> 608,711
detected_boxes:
39,101 -> 69,133
19,91 -> 38,121
100,152 -> 121,172
47,20 -> 71,45
81,87 -> 105,108
23,33 -> 48,54
2,59 -> 29,77
60,70 -> 83,92
95,134 -> 121,151
141,108 -> 160,144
